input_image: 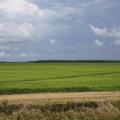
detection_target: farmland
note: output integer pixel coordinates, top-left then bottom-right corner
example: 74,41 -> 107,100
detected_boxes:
0,63 -> 120,94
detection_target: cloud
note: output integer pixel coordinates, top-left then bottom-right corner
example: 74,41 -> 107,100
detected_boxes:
0,45 -> 18,50
19,53 -> 30,57
89,24 -> 108,36
0,0 -> 77,44
0,51 -> 36,58
115,40 -> 120,45
94,39 -> 104,46
0,0 -> 45,17
1,0 -> 105,45
90,24 -> 120,45
0,0 -> 50,44
0,46 -> 11,50
0,52 -> 10,57
19,52 -> 36,57
49,38 -> 56,45
0,22 -> 38,43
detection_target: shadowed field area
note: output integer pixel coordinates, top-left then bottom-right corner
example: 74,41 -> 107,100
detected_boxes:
0,63 -> 120,94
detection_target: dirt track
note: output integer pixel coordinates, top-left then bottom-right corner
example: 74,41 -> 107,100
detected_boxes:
0,92 -> 120,103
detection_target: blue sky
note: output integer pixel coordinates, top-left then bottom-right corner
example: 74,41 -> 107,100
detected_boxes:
0,0 -> 120,61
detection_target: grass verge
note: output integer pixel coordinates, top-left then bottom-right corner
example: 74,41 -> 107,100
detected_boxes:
0,100 -> 120,120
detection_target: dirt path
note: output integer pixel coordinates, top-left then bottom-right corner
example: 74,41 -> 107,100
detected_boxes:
0,92 -> 120,103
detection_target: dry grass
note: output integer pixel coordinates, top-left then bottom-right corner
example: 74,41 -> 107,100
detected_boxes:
0,100 -> 120,120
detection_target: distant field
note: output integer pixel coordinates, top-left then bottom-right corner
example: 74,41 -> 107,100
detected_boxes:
0,63 -> 120,94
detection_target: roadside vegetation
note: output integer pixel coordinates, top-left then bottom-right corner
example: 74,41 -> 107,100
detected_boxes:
0,100 -> 120,120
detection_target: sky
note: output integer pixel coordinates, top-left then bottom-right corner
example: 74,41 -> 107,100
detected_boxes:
0,0 -> 120,61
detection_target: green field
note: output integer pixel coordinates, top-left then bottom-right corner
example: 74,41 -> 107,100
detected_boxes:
0,63 -> 120,94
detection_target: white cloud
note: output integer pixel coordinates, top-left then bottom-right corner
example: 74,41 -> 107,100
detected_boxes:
0,0 -> 45,18
0,22 -> 38,43
0,0 -> 46,43
90,24 -> 120,45
90,24 -> 108,36
0,51 -> 36,58
0,0 -> 77,44
49,38 -> 56,45
95,39 -> 104,46
0,52 -> 10,57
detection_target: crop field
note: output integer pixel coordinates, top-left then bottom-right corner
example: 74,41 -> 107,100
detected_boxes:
0,63 -> 120,94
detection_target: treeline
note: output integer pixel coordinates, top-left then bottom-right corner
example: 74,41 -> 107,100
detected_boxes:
0,60 -> 120,63
32,60 -> 120,63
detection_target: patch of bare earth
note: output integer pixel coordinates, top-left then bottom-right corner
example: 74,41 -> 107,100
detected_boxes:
0,92 -> 120,104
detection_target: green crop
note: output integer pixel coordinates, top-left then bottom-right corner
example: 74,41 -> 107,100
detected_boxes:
0,63 -> 120,94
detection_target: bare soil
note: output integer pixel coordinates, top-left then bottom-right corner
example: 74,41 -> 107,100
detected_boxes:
0,92 -> 120,104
